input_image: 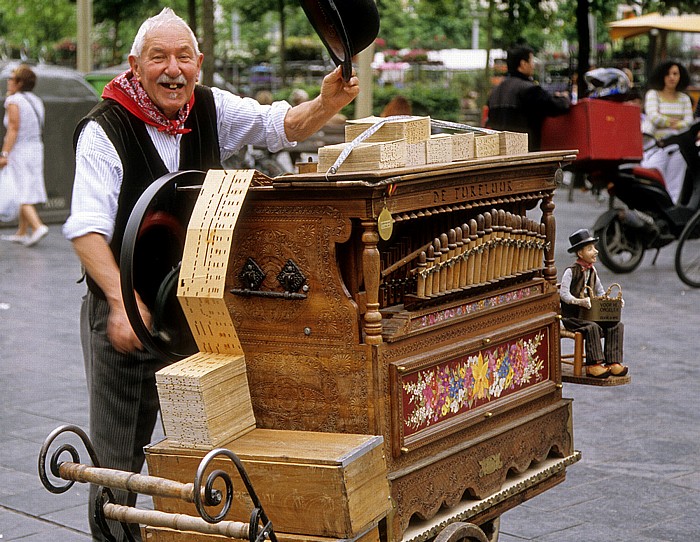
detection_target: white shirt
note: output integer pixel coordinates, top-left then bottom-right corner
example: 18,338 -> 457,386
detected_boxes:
560,266 -> 604,305
63,87 -> 293,242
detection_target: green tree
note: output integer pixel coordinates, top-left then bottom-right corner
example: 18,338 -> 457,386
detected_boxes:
93,0 -> 161,64
0,1 -> 75,60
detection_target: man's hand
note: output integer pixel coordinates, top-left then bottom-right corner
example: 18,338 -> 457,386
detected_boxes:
107,293 -> 152,354
319,66 -> 360,113
283,66 -> 360,142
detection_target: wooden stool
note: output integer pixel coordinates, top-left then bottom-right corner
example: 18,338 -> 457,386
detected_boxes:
560,326 -> 584,377
560,324 -> 631,386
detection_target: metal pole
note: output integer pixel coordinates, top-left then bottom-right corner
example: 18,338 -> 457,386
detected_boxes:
76,0 -> 93,72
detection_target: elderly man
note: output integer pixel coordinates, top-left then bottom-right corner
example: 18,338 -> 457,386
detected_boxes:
63,8 -> 358,541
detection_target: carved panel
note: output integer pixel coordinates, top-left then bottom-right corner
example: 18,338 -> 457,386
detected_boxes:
389,400 -> 573,539
244,344 -> 373,434
226,204 -> 358,343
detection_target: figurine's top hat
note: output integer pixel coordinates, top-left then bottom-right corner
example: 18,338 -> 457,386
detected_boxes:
567,228 -> 599,253
299,0 -> 380,81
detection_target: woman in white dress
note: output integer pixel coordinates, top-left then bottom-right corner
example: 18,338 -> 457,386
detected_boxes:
0,64 -> 49,246
641,60 -> 694,204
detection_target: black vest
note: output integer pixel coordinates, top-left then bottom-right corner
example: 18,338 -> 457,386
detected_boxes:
75,85 -> 221,297
560,264 -> 597,318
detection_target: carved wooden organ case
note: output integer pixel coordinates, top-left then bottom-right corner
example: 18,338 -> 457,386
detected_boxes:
224,152 -> 576,540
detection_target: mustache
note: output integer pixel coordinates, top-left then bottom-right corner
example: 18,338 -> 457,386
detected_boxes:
157,74 -> 187,85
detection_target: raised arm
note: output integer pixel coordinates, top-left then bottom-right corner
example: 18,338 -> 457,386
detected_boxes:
283,66 -> 359,142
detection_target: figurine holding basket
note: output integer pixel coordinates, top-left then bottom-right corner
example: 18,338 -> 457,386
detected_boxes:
559,229 -> 629,379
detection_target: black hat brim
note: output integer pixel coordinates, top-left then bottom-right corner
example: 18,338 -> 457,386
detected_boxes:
567,236 -> 599,253
300,0 -> 380,81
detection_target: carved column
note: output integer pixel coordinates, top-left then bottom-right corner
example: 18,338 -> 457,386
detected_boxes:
541,190 -> 557,284
361,220 -> 383,344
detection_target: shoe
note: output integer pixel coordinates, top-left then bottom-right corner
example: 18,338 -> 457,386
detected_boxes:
1,233 -> 28,243
607,363 -> 628,377
585,363 -> 610,378
23,225 -> 49,247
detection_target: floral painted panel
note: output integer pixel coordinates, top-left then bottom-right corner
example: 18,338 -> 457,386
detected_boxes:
401,328 -> 549,437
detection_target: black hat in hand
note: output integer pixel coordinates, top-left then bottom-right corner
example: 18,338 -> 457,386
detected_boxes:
299,0 -> 380,81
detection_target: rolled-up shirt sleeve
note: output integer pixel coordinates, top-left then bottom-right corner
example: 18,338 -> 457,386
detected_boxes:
62,121 -> 122,242
214,87 -> 293,161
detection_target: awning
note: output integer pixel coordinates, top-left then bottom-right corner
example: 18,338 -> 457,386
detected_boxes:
608,12 -> 700,40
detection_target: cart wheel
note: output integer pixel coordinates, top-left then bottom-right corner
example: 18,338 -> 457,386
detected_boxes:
675,209 -> 700,288
595,216 -> 644,273
433,522 -> 489,542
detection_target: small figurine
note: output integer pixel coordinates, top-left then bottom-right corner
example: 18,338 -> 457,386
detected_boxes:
560,229 -> 628,378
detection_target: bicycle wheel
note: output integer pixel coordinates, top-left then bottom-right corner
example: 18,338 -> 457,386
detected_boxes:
675,210 -> 700,288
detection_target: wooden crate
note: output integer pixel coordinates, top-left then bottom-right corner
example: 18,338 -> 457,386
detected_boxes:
156,352 -> 256,449
145,429 -> 391,539
345,116 -> 430,144
318,140 -> 407,173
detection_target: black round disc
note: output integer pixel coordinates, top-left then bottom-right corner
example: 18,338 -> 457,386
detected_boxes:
120,170 -> 206,362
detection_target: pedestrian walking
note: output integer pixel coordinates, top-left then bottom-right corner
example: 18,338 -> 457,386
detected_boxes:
0,64 -> 49,246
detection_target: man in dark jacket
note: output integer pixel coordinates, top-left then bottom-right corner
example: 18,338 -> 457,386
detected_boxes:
487,44 -> 569,151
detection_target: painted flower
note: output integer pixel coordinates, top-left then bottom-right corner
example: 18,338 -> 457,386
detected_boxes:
472,352 -> 490,400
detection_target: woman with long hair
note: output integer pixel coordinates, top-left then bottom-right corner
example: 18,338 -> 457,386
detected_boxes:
641,60 -> 694,203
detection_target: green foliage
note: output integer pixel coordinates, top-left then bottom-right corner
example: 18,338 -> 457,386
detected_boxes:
372,84 -> 462,121
284,36 -> 324,61
0,1 -> 75,59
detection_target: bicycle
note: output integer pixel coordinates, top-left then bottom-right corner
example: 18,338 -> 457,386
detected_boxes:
675,207 -> 700,288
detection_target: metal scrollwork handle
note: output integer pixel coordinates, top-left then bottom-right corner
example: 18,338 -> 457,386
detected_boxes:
195,448 -> 277,542
38,424 -> 101,494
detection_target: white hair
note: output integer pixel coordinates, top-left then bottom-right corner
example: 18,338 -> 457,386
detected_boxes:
130,8 -> 200,57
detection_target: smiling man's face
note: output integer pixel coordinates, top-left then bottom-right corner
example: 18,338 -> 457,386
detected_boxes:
129,23 -> 203,119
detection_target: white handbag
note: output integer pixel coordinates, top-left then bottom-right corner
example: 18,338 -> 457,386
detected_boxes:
0,166 -> 20,222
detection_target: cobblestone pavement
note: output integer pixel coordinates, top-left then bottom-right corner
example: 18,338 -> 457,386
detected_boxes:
1,186 -> 698,541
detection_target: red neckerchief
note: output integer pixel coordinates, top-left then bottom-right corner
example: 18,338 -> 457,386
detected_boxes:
102,70 -> 194,135
576,258 -> 595,271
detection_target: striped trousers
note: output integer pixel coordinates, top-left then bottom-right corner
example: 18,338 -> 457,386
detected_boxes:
562,317 -> 624,365
81,292 -> 167,541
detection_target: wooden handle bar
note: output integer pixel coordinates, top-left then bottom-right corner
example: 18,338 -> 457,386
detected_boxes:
59,462 -> 197,503
104,503 -> 250,538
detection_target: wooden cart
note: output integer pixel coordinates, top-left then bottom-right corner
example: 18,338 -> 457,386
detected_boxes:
40,150 -> 581,542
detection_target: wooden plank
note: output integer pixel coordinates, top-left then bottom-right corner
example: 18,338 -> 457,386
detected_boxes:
142,524 -> 381,542
561,364 -> 631,386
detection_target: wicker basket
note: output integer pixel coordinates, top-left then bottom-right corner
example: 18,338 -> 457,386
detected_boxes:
579,283 -> 622,322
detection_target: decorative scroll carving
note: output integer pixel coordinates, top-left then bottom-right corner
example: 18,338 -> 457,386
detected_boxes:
390,401 -> 573,537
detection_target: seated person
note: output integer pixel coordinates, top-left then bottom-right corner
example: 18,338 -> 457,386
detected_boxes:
560,229 -> 628,378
